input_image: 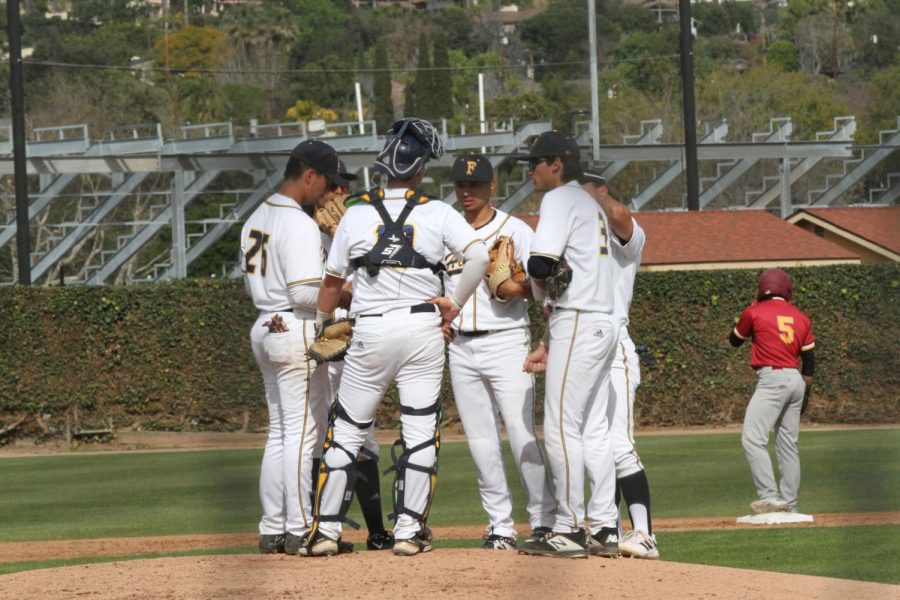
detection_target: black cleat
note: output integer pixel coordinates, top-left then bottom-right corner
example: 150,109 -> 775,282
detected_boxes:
258,534 -> 285,554
519,528 -> 588,559
588,527 -> 621,558
366,531 -> 395,550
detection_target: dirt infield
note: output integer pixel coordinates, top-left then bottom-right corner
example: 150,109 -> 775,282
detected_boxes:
0,512 -> 896,565
2,550 -> 897,600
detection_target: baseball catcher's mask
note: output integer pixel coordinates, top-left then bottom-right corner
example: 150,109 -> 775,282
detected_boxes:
757,268 -> 792,301
374,118 -> 444,179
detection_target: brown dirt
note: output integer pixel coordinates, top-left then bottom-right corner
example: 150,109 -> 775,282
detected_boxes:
1,551 -> 898,600
0,512 -> 896,564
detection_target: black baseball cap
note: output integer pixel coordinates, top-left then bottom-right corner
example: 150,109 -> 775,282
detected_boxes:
290,140 -> 347,187
579,169 -> 607,186
337,160 -> 358,182
514,130 -> 580,162
451,153 -> 494,183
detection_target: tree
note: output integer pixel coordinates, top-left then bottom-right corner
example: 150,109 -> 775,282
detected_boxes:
153,25 -> 228,76
373,42 -> 394,133
71,0 -> 152,23
179,77 -> 231,123
795,13 -> 852,77
432,32 -> 454,119
405,32 -> 432,118
285,99 -> 338,123
767,39 -> 800,71
852,10 -> 900,70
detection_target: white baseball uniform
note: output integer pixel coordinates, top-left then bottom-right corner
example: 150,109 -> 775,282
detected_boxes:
443,209 -> 556,539
314,187 -> 483,542
529,180 -> 636,535
320,231 -> 379,461
241,193 -> 330,538
605,219 -> 647,480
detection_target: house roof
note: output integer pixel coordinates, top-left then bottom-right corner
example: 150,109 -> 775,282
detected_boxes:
787,206 -> 900,256
514,209 -> 859,269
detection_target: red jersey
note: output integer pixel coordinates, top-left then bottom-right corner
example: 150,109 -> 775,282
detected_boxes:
734,298 -> 814,370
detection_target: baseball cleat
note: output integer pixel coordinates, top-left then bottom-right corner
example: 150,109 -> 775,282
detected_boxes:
297,532 -> 339,557
750,497 -> 789,514
588,527 -> 621,558
258,534 -> 286,554
522,526 -> 553,545
619,530 -> 659,559
519,529 -> 588,559
392,529 -> 433,556
283,532 -> 306,556
366,531 -> 395,550
481,534 -> 517,550
337,538 -> 355,554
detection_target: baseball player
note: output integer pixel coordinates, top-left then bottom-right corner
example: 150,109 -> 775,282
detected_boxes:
730,269 -> 815,514
240,140 -> 346,555
517,131 -> 641,559
313,161 -> 393,551
304,118 -> 489,557
581,170 -> 658,559
442,153 -> 556,550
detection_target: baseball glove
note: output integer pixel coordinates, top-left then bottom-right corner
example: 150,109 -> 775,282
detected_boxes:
545,257 -> 572,301
486,236 -> 527,301
315,195 -> 348,238
308,318 -> 354,363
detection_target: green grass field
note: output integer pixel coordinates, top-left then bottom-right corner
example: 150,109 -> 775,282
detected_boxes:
1,429 -> 897,582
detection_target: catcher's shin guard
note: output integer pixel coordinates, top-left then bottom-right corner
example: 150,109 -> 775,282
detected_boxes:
308,402 -> 373,541
385,400 -> 442,527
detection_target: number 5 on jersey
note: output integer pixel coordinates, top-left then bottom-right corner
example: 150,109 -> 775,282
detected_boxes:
244,229 -> 270,276
777,315 -> 794,344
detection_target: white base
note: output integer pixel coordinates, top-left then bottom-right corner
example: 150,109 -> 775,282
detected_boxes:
736,512 -> 814,525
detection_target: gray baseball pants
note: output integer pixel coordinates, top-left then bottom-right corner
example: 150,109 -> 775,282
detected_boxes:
741,366 -> 806,510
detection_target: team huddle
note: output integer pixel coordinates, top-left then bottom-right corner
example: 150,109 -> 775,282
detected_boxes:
240,119 -> 814,560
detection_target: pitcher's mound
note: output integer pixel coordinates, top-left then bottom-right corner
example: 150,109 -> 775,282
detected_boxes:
0,550 -> 893,600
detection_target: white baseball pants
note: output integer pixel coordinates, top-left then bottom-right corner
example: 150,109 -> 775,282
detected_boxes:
606,332 -> 644,479
316,310 -> 444,541
544,309 -> 619,533
251,311 -> 329,537
325,362 -> 379,460
449,327 -> 556,538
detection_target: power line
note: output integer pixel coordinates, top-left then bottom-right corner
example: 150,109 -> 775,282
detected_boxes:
22,54 -> 682,76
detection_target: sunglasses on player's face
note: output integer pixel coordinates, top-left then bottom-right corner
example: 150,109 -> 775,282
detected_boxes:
527,157 -> 554,170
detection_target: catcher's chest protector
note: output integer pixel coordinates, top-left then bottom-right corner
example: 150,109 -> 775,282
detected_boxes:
350,187 -> 444,277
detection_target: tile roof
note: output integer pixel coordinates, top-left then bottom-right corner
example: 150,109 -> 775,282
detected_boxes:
514,210 -> 858,265
791,206 -> 900,255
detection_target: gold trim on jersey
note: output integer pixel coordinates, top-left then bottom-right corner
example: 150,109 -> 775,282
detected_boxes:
732,327 -> 749,340
324,268 -> 345,279
530,251 -> 561,261
298,323 -> 312,528
476,211 -> 511,242
558,310 -> 580,529
801,342 -> 815,351
460,238 -> 483,254
287,277 -> 320,287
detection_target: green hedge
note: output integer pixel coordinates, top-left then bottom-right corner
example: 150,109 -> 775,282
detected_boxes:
1,264 -> 897,441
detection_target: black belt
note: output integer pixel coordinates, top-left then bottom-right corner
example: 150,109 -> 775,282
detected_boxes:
358,303 -> 436,319
455,329 -> 494,338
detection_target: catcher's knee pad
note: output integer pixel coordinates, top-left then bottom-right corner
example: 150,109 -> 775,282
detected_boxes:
310,402 -> 374,536
385,400 -> 441,526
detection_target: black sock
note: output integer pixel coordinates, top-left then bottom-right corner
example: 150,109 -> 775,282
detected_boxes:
354,458 -> 385,534
617,470 -> 652,535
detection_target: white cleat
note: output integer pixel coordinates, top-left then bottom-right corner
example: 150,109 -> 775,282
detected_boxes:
750,498 -> 789,514
619,530 -> 659,560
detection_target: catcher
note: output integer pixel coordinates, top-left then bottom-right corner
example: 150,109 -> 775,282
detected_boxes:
308,161 -> 396,552
440,153 -> 556,551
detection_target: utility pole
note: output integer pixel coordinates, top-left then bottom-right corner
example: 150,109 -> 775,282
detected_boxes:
7,0 -> 32,284
587,0 -> 600,161
678,0 -> 699,211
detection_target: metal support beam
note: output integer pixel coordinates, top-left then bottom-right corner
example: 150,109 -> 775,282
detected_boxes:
876,178 -> 900,204
170,170 -> 187,279
631,122 -> 728,210
780,154 -> 792,218
699,118 -> 792,208
812,125 -> 900,206
599,120 -> 663,180
29,173 -> 149,281
0,175 -> 74,248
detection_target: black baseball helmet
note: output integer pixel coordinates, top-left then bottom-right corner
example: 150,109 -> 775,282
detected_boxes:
374,118 -> 444,179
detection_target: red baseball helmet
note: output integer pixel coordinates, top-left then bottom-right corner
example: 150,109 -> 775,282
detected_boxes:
757,269 -> 792,301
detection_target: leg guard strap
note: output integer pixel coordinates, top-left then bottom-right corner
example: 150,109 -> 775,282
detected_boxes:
385,401 -> 442,526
